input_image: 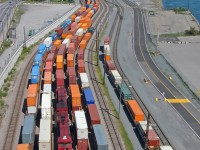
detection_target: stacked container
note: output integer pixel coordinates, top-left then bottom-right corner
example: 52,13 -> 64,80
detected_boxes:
56,44 -> 66,69
41,93 -> 52,119
67,67 -> 76,84
27,84 -> 38,114
80,73 -> 89,88
75,110 -> 88,150
110,70 -> 122,85
17,144 -> 31,150
78,59 -> 85,73
31,66 -> 40,84
83,88 -> 95,105
105,60 -> 116,71
43,37 -> 53,51
67,54 -> 74,67
104,45 -> 111,60
56,69 -> 65,88
87,104 -> 100,126
70,85 -> 81,111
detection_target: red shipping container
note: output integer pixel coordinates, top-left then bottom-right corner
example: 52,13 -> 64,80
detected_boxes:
71,22 -> 78,28
78,59 -> 85,73
68,43 -> 75,54
55,27 -> 63,36
56,69 -> 65,88
67,67 -> 76,84
78,48 -> 84,60
148,130 -> 160,148
57,111 -> 69,123
71,35 -> 78,43
46,53 -> 55,62
56,87 -> 67,101
58,44 -> 67,56
106,60 -> 116,71
50,45 -> 58,54
104,36 -> 110,45
57,100 -> 68,112
58,122 -> 72,144
58,145 -> 73,150
77,139 -> 88,150
45,61 -> 53,72
88,104 -> 101,125
69,26 -> 79,36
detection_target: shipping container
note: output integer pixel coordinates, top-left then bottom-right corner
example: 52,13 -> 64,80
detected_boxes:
50,32 -> 58,41
58,122 -> 72,144
67,54 -> 74,67
75,110 -> 88,139
22,115 -> 35,144
62,38 -> 70,49
70,85 -> 81,110
38,44 -> 46,56
80,40 -> 87,49
46,53 -> 55,63
103,45 -> 110,55
117,82 -> 133,101
56,55 -> 64,69
67,67 -> 76,84
55,27 -> 63,36
83,88 -> 95,105
57,100 -> 68,112
87,104 -> 100,126
61,29 -> 69,39
110,70 -> 122,85
56,87 -> 67,101
78,59 -> 85,73
44,71 -> 52,84
80,73 -> 89,88
68,43 -> 76,54
71,14 -> 76,22
76,28 -> 84,36
77,139 -> 88,150
105,55 -> 111,61
44,37 -> 53,49
41,93 -> 52,119
31,66 -> 40,84
44,61 -> 53,72
66,34 -> 73,41
39,119 -> 51,150
57,111 -> 69,123
33,54 -> 43,67
50,45 -> 58,54
127,100 -> 145,122
17,144 -> 31,150
160,146 -> 173,150
78,48 -> 85,60
54,39 -> 62,49
28,105 -> 37,114
56,69 -> 65,88
104,36 -> 110,45
75,16 -> 81,23
105,60 -> 116,71
93,124 -> 108,150
43,84 -> 51,94
83,32 -> 92,42
27,84 -> 38,107
138,121 -> 153,136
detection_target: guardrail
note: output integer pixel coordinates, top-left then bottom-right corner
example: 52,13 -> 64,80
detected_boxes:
0,4 -> 81,89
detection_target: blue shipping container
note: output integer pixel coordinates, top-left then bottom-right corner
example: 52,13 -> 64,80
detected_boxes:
84,88 -> 95,105
85,4 -> 89,9
38,44 -> 46,55
50,32 -> 58,41
22,115 -> 35,144
65,18 -> 72,25
33,54 -> 43,67
93,124 -> 108,150
31,66 -> 40,84
89,4 -> 93,8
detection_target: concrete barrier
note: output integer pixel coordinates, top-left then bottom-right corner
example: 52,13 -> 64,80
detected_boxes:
0,4 -> 81,89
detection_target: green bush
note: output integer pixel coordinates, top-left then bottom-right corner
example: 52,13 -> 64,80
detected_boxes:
1,91 -> 7,97
3,86 -> 9,92
0,100 -> 4,107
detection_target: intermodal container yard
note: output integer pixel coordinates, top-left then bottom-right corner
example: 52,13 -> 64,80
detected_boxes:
16,0 -> 111,149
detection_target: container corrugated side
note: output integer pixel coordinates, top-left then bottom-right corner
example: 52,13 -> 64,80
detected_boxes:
41,93 -> 52,119
43,84 -> 51,94
93,124 -> 108,150
39,119 -> 51,150
22,115 -> 35,144
75,110 -> 88,139
80,73 -> 89,88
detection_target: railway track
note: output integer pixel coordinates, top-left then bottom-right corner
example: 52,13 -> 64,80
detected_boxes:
112,0 -> 171,147
85,0 -> 124,149
3,51 -> 37,150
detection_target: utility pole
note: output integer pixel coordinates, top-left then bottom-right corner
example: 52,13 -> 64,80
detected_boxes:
145,113 -> 151,150
103,47 -> 106,85
23,26 -> 26,48
96,31 -> 99,66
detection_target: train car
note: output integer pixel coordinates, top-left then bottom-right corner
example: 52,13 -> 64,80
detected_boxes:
22,115 -> 35,144
117,82 -> 133,101
43,37 -> 53,51
41,93 -> 52,119
50,32 -> 58,41
127,100 -> 145,123
77,59 -> 85,73
58,122 -> 72,147
69,85 -> 82,112
87,104 -> 100,126
33,54 -> 43,71
46,52 -> 56,63
83,88 -> 95,105
56,44 -> 66,69
50,45 -> 58,54
68,43 -> 76,54
39,118 -> 52,150
75,110 -> 88,150
56,87 -> 67,102
43,84 -> 51,94
110,70 -> 122,85
57,100 -> 68,112
38,44 -> 47,59
57,111 -> 69,123
105,60 -> 116,72
27,84 -> 38,114
31,65 -> 40,84
62,38 -> 70,49
67,54 -> 75,67
44,61 -> 54,72
67,67 -> 77,85
44,71 -> 52,84
56,69 -> 65,88
92,124 -> 108,150
79,73 -> 89,89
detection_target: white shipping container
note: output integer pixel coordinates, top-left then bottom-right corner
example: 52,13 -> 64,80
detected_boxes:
138,121 -> 153,135
43,84 -> 51,94
160,146 -> 173,150
111,70 -> 122,85
75,110 -> 88,139
75,16 -> 81,23
80,73 -> 89,88
44,37 -> 53,48
62,38 -> 70,49
39,119 -> 51,150
28,106 -> 37,114
89,10 -> 94,15
104,45 -> 110,55
76,28 -> 84,36
41,94 -> 52,119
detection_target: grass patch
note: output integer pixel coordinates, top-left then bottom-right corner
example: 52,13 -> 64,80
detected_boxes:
0,39 -> 13,55
160,32 -> 186,38
94,53 -> 134,150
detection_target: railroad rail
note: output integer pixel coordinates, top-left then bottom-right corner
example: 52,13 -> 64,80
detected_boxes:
112,0 -> 171,147
3,51 -> 37,150
85,0 -> 124,149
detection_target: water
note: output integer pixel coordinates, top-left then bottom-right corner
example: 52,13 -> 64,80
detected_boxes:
162,0 -> 200,23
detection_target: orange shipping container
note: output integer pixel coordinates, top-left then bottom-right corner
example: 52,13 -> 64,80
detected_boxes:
27,84 -> 38,107
80,40 -> 87,49
127,100 -> 145,122
105,55 -> 111,61
56,55 -> 64,69
70,85 -> 81,107
83,33 -> 92,42
78,34 -> 84,42
78,23 -> 83,28
67,54 -> 74,67
44,71 -> 52,84
54,40 -> 62,49
17,144 -> 31,150
66,34 -> 73,41
81,6 -> 86,11
71,14 -> 76,22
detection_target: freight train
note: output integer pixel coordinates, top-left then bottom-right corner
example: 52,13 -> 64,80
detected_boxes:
102,36 -> 173,150
17,0 -> 109,150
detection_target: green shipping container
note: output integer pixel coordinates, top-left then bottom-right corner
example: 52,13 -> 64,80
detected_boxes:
118,82 -> 133,101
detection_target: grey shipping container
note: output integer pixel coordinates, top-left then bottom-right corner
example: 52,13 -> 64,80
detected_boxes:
22,115 -> 35,144
93,124 -> 108,150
